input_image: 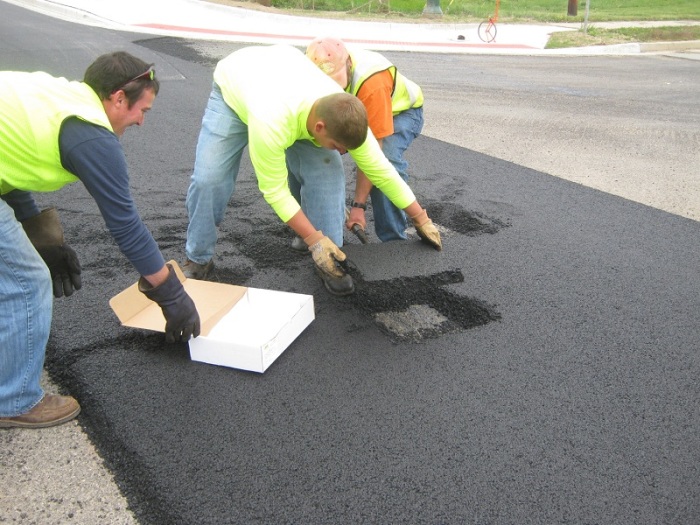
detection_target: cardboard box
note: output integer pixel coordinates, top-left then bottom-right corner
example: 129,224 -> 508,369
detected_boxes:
109,261 -> 315,373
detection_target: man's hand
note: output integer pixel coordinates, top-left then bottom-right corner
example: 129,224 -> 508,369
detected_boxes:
139,264 -> 201,343
345,207 -> 369,244
346,206 -> 366,232
304,231 -> 347,278
22,207 -> 82,297
410,209 -> 442,251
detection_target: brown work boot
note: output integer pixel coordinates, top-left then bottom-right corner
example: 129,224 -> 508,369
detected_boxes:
182,258 -> 214,280
0,394 -> 80,429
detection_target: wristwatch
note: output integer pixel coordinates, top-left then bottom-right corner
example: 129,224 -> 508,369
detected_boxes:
351,201 -> 367,210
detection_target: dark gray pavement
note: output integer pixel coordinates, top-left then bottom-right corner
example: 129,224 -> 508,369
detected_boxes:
47,116 -> 700,524
1,1 -> 699,524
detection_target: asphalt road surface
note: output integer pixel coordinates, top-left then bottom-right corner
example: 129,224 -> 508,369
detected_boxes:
1,2 -> 699,524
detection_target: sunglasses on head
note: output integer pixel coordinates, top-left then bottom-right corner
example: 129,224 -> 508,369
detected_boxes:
113,65 -> 155,92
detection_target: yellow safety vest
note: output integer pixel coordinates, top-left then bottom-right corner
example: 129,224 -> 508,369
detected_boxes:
347,48 -> 423,115
0,71 -> 113,195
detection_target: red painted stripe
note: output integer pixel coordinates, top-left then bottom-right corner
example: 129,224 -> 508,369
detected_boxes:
134,23 -> 536,49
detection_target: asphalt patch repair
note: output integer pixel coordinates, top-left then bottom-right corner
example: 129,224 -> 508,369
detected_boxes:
174,166 -> 506,343
43,131 -> 700,525
343,242 -> 502,342
35,37 -> 700,524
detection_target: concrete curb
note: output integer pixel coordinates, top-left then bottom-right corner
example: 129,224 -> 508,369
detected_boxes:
639,39 -> 700,52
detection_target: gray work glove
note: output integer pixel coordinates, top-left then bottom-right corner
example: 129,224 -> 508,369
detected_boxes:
139,264 -> 201,343
22,207 -> 82,298
304,230 -> 347,278
410,209 -> 442,251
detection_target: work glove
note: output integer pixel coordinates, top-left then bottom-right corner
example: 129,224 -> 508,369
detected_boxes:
22,207 -> 82,298
139,264 -> 201,343
410,209 -> 442,251
304,230 -> 347,278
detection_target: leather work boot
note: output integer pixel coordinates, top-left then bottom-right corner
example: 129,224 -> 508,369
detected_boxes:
0,394 -> 80,429
290,236 -> 308,253
314,265 -> 355,296
183,259 -> 214,280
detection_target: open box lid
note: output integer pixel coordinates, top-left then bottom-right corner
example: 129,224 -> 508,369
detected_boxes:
109,260 -> 247,337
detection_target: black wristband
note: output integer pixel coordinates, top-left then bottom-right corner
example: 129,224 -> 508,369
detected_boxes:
351,201 -> 367,210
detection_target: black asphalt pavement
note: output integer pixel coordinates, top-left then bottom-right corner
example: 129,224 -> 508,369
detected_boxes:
2,2 -> 699,523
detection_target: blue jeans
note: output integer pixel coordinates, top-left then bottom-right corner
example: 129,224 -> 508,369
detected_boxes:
186,83 -> 346,264
370,106 -> 424,242
286,140 -> 345,245
0,199 -> 52,416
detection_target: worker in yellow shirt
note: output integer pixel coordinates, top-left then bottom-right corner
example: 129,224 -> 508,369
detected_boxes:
0,52 -> 200,429
183,45 -> 441,296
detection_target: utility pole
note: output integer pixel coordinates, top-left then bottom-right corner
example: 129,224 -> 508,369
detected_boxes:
567,0 -> 578,16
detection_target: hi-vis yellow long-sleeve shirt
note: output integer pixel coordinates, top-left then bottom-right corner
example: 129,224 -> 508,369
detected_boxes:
213,44 -> 416,222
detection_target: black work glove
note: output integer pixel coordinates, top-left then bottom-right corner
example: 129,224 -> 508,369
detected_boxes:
22,207 -> 82,298
37,244 -> 82,298
139,264 -> 201,343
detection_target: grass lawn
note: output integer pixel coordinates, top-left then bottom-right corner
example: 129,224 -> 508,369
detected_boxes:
243,0 -> 700,22
207,0 -> 700,47
547,24 -> 700,48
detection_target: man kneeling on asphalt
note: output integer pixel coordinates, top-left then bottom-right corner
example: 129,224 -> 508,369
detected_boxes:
307,37 -> 425,243
183,44 -> 441,296
0,52 -> 200,429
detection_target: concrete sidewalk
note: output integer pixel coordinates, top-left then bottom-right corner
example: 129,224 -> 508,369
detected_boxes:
5,0 -> 700,55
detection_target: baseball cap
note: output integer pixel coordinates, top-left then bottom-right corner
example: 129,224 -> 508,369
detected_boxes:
306,37 -> 350,89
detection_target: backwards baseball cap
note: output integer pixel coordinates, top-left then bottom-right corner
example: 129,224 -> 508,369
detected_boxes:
306,37 -> 350,89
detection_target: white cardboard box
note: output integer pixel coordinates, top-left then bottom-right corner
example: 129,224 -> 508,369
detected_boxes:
109,261 -> 315,373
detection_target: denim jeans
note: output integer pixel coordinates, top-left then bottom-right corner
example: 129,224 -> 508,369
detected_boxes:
286,140 -> 345,245
0,199 -> 52,416
369,106 -> 424,242
186,83 -> 346,264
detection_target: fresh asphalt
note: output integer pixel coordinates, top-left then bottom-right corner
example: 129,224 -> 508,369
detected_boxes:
1,1 -> 699,524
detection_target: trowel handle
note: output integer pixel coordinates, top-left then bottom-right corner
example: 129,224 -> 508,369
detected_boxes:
345,207 -> 369,244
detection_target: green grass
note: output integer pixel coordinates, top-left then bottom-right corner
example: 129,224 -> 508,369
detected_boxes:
267,0 -> 700,22
211,0 -> 700,46
547,24 -> 700,49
